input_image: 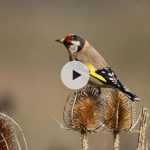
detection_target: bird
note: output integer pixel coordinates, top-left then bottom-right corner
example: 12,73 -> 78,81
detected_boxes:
56,33 -> 140,102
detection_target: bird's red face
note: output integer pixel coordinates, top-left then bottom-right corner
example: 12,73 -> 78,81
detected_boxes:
63,33 -> 73,46
56,33 -> 85,54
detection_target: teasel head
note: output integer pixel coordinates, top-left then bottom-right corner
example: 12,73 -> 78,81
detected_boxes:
0,114 -> 16,150
63,84 -> 105,150
101,89 -> 139,150
0,113 -> 28,150
103,89 -> 137,131
63,83 -> 105,133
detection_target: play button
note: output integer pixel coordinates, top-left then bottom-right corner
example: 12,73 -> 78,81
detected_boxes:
73,70 -> 81,80
60,61 -> 90,90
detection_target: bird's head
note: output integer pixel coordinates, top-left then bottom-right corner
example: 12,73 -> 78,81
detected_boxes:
56,33 -> 86,60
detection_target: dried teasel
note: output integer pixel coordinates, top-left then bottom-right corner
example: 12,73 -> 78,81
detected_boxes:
103,89 -> 134,131
63,83 -> 141,150
0,113 -> 28,150
102,88 -> 140,150
63,83 -> 105,150
63,84 -> 105,133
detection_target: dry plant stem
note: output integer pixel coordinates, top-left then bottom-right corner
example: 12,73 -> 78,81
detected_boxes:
137,108 -> 149,150
113,131 -> 120,150
81,131 -> 88,150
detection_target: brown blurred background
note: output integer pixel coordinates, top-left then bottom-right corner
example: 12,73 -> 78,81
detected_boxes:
0,0 -> 150,150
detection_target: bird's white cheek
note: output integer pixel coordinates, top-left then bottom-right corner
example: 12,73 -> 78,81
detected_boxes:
69,45 -> 78,53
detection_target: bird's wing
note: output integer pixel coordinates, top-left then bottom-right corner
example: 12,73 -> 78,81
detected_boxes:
87,64 -> 120,87
87,64 -> 140,101
87,64 -> 107,84
95,67 -> 120,87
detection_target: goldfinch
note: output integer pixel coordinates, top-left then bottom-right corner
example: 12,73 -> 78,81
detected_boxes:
56,33 -> 140,102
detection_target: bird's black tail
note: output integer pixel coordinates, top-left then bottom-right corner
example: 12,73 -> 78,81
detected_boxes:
117,81 -> 140,102
123,88 -> 140,101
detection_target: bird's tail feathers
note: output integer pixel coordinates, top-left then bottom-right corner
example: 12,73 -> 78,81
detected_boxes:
122,87 -> 141,102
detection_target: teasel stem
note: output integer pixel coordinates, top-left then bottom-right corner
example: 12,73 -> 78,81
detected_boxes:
113,130 -> 120,150
81,129 -> 88,150
137,108 -> 149,150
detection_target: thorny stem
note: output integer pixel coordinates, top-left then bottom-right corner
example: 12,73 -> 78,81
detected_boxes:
113,130 -> 120,150
81,130 -> 88,150
137,108 -> 149,150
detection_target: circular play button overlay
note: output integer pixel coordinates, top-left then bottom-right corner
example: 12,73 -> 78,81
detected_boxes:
60,61 -> 90,90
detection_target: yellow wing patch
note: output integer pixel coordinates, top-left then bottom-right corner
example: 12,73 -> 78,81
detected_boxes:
86,64 -> 107,83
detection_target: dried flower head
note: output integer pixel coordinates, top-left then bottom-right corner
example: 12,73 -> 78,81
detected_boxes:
0,113 -> 28,150
0,115 -> 17,150
103,89 -> 135,131
63,84 -> 105,133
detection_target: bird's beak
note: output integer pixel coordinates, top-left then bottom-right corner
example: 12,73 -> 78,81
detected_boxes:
55,38 -> 64,44
55,37 -> 74,61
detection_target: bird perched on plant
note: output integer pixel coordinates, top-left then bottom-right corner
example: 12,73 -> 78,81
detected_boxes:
56,33 -> 140,102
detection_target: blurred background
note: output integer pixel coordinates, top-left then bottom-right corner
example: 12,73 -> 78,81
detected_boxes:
0,0 -> 150,150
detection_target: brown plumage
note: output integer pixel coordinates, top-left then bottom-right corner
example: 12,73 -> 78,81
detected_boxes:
76,40 -> 108,69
